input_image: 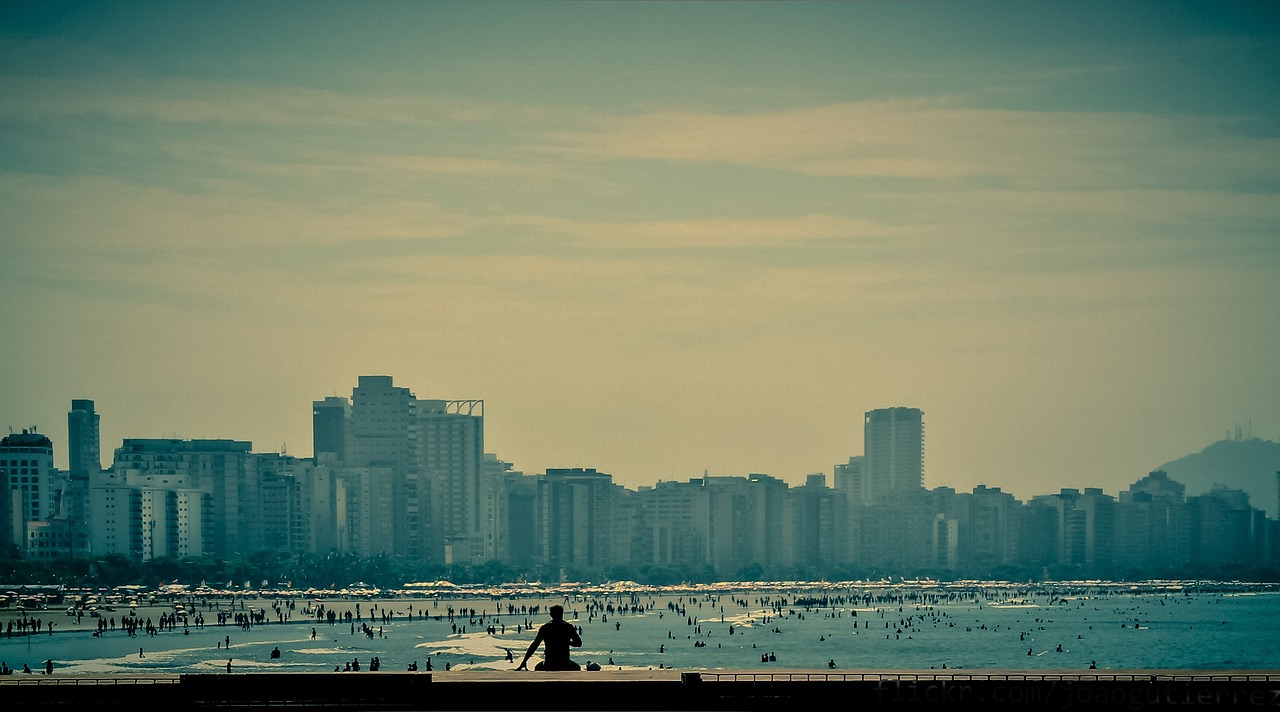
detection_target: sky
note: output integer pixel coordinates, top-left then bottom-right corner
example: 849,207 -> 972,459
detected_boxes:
1,1 -> 1278,502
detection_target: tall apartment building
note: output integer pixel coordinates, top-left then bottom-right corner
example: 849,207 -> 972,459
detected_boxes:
1022,487 -> 1115,570
336,375 -> 485,563
480,454 -> 519,562
140,489 -> 180,559
790,474 -> 847,568
833,456 -> 863,502
609,487 -> 640,568
89,470 -> 143,558
855,488 -> 935,570
312,396 -> 349,464
301,461 -> 340,554
1116,470 -> 1190,573
502,471 -> 539,568
1190,485 -> 1256,567
345,376 -> 419,557
68,399 -> 101,478
333,466 -> 396,557
416,398 -> 484,564
961,484 -> 1021,572
64,399 -> 99,559
637,480 -> 707,569
258,453 -> 311,556
862,407 -> 924,503
110,438 -> 259,557
1077,487 -> 1116,570
536,468 -> 617,572
1,429 -> 59,557
699,474 -> 791,577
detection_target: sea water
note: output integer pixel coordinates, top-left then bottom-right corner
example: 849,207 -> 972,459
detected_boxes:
4,584 -> 1279,675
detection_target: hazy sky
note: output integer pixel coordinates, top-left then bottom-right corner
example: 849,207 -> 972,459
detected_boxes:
2,1 -> 1278,501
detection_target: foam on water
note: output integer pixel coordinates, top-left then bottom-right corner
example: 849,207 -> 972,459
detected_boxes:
414,631 -> 519,658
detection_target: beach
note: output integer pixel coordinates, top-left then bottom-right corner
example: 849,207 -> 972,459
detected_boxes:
3,581 -> 1279,676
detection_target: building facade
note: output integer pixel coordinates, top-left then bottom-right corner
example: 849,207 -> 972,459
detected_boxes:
1,430 -> 58,557
862,407 -> 924,503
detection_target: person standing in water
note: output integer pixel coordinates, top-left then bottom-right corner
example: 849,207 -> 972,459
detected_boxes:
516,604 -> 582,671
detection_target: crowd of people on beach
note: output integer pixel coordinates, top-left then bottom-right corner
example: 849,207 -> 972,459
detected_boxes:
5,616 -> 54,637
8,587 -> 1078,673
6,582 -> 1273,674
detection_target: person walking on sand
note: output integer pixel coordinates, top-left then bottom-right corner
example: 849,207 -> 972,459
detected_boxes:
516,604 -> 582,671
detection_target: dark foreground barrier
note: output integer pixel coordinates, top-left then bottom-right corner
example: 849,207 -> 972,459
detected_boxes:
3,670 -> 1280,711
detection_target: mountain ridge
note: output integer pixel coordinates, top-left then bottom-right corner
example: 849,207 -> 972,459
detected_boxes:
1155,437 -> 1280,519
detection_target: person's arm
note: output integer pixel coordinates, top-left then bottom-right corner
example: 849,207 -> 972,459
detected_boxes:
516,629 -> 544,670
569,624 -> 582,648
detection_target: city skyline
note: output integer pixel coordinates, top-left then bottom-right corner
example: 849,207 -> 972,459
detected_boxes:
6,393 -> 1273,577
2,2 -> 1278,501
3,382 -> 1273,507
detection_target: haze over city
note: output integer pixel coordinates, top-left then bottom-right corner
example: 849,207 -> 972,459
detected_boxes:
2,1 -> 1277,502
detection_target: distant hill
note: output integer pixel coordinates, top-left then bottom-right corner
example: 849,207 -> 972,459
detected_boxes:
1155,438 -> 1280,519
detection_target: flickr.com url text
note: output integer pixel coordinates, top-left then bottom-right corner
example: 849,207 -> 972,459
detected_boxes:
872,679 -> 1280,709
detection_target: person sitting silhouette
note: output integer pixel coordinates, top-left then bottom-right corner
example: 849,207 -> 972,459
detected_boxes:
516,604 -> 582,671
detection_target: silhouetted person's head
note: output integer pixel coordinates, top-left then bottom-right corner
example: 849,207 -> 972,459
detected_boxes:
549,605 -> 564,621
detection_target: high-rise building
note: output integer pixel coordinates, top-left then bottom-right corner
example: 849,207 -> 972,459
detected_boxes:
699,474 -> 790,577
480,454 -> 520,562
1027,487 -> 1116,568
312,396 -> 349,464
536,468 -> 616,572
862,407 -> 924,503
790,474 -> 847,568
258,453 -> 310,556
68,399 -> 101,479
89,472 -> 142,558
1116,470 -> 1190,572
333,465 -> 396,557
636,480 -> 707,570
1,429 -> 57,556
110,439 -> 258,557
502,470 -> 539,567
962,485 -> 1021,571
418,398 -> 485,564
65,399 -> 100,560
346,376 -> 418,556
341,375 -> 485,563
833,456 -> 862,502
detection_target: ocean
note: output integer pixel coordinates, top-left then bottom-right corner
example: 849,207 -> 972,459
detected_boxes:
3,581 -> 1278,676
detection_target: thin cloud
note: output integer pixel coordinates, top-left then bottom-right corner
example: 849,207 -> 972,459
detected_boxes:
517,213 -> 919,250
0,73 -> 501,127
545,100 -> 1280,189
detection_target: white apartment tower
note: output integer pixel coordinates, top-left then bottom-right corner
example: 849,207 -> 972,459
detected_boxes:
1,429 -> 58,555
862,407 -> 924,503
346,376 -> 419,556
110,439 -> 257,557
